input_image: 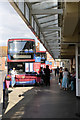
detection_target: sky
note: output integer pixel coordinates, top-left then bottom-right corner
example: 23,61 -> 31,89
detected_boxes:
0,1 -> 45,51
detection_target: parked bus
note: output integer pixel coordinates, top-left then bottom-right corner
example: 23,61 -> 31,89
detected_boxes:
34,51 -> 47,74
6,38 -> 41,85
36,51 -> 52,70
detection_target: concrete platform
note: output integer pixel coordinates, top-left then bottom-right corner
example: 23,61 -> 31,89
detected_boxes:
0,70 -> 6,120
2,73 -> 80,119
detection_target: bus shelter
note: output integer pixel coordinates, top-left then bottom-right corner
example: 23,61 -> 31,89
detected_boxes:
8,0 -> 80,96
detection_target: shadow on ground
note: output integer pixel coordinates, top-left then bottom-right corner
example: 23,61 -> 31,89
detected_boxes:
2,75 -> 80,119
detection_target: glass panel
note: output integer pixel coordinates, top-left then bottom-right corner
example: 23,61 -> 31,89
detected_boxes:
8,41 -> 35,52
8,40 -> 35,60
25,4 -> 29,21
36,52 -> 46,60
18,2 -> 24,14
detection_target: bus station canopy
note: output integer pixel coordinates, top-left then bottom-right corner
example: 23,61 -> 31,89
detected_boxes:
9,1 -> 80,59
9,0 -> 63,59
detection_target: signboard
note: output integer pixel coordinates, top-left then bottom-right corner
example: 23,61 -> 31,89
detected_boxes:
13,55 -> 31,59
33,62 -> 41,74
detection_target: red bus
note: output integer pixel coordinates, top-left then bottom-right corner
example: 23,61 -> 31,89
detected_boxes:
36,51 -> 52,70
33,51 -> 47,74
6,38 -> 40,85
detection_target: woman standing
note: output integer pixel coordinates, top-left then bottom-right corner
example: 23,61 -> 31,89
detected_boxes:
62,68 -> 69,90
59,67 -> 63,88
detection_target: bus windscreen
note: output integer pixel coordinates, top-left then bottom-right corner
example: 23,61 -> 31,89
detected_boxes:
8,40 -> 35,60
36,53 -> 46,61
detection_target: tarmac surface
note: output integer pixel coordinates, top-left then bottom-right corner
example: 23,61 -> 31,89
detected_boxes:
2,73 -> 80,119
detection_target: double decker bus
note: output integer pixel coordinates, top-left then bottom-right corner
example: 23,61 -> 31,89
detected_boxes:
6,38 -> 40,85
34,51 -> 47,74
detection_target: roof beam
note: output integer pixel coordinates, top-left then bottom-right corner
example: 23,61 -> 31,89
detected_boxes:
47,39 -> 58,42
42,28 -> 60,32
53,52 -> 60,54
40,19 -> 58,24
42,26 -> 60,31
32,9 -> 63,15
45,36 -> 60,40
51,49 -> 60,51
42,24 -> 58,28
45,32 -> 58,37
46,5 -> 58,9
45,34 -> 58,38
41,22 -> 58,27
32,2 -> 57,10
38,15 -> 58,22
44,31 -> 58,35
48,43 -> 58,47
37,14 -> 53,19
47,40 -> 60,43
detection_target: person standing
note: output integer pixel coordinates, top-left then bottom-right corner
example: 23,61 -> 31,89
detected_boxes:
56,66 -> 59,76
59,67 -> 63,88
43,68 -> 46,85
39,67 -> 44,84
70,68 -> 76,91
45,65 -> 50,86
55,68 -> 57,77
56,66 -> 59,83
62,68 -> 69,90
11,68 -> 17,88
